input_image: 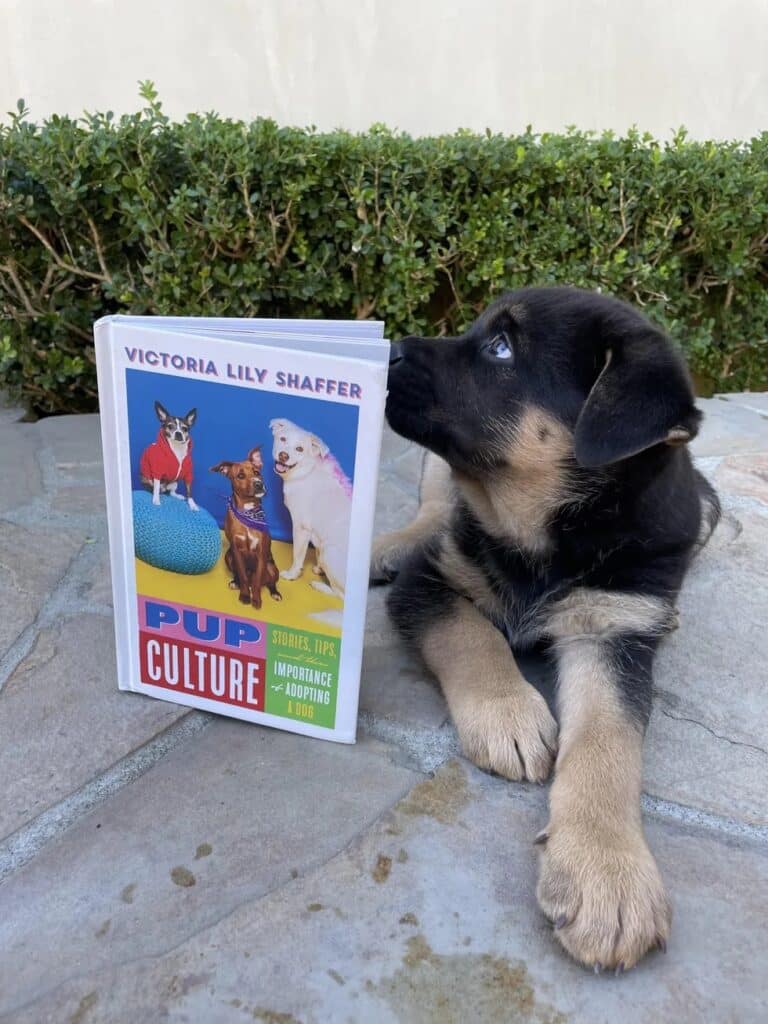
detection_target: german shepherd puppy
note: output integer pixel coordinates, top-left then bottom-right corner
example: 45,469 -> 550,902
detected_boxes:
373,286 -> 719,972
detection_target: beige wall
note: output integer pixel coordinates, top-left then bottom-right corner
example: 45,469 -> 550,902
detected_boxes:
1,0 -> 767,139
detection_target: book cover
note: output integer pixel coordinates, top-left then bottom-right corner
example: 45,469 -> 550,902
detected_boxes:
95,316 -> 389,743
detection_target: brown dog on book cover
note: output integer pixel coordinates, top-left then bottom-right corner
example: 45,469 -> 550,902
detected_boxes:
210,447 -> 281,608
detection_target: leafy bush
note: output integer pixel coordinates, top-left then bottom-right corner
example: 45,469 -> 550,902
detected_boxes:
2,83 -> 767,414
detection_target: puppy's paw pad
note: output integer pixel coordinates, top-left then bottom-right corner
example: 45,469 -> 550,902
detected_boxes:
459,687 -> 558,783
536,826 -> 671,970
280,569 -> 301,581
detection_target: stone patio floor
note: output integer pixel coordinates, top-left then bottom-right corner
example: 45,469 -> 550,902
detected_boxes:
0,393 -> 767,1023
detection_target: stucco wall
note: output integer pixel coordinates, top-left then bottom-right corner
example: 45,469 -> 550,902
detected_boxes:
1,0 -> 766,138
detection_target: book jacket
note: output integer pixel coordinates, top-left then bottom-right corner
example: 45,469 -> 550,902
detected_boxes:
95,315 -> 389,743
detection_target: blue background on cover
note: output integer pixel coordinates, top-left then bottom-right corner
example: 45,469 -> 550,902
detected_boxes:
126,368 -> 359,542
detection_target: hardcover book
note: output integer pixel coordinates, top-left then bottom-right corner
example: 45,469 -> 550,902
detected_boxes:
95,315 -> 389,743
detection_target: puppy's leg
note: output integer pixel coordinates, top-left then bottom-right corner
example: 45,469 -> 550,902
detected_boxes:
371,452 -> 452,583
167,481 -> 184,501
388,559 -> 557,782
152,478 -> 162,506
536,633 -> 671,970
281,524 -> 311,580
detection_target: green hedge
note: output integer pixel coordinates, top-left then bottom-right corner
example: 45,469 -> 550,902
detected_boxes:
2,83 -> 767,414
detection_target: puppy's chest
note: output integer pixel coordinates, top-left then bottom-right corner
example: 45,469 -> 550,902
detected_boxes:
449,522 -> 577,648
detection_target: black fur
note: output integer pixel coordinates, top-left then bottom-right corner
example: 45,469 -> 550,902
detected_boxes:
384,286 -> 720,728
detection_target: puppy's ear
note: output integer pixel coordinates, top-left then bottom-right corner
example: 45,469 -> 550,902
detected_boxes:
248,446 -> 263,469
309,434 -> 329,457
184,408 -> 197,428
210,462 -> 233,476
269,418 -> 288,435
154,401 -> 169,423
574,335 -> 701,468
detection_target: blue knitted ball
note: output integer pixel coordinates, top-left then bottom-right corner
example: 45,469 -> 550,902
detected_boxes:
132,491 -> 221,574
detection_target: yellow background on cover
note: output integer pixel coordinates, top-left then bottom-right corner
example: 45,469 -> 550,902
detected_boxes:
135,535 -> 342,636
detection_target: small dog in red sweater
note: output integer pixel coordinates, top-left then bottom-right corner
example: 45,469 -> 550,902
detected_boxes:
140,401 -> 199,511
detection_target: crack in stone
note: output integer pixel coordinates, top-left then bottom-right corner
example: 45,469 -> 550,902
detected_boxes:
659,708 -> 768,759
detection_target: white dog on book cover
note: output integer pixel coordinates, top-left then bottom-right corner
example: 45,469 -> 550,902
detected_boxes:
270,418 -> 352,599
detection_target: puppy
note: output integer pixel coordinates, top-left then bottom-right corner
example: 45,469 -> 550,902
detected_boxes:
374,286 -> 719,972
269,418 -> 351,598
210,447 -> 281,608
140,401 -> 199,511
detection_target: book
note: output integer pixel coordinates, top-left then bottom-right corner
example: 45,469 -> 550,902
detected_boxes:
95,314 -> 389,743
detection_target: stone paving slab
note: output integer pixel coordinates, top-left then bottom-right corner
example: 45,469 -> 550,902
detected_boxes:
717,391 -> 768,416
3,759 -> 766,1024
0,614 -> 188,840
36,412 -> 105,481
0,416 -> 42,513
0,519 -> 85,654
692,397 -> 768,456
1,396 -> 767,1023
649,510 -> 768,825
0,724 -> 421,1020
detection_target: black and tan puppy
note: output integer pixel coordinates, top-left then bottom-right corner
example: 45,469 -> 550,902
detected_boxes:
373,286 -> 719,972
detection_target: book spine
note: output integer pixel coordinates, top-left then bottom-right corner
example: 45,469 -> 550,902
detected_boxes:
94,319 -> 135,692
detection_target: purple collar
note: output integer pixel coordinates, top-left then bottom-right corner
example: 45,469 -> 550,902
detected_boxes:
228,497 -> 269,531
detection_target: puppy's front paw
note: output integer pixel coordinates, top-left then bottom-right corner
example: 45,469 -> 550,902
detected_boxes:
536,824 -> 671,971
370,531 -> 410,584
457,686 -> 557,783
187,498 -> 199,511
152,497 -> 161,506
280,567 -> 301,581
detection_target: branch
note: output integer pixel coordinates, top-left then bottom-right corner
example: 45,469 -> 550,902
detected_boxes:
85,214 -> 113,283
0,258 -> 37,316
17,214 -> 110,283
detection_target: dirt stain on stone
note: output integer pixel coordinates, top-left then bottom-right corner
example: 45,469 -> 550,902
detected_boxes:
397,760 -> 469,825
120,883 -> 136,904
195,842 -> 213,860
69,992 -> 98,1024
249,1010 -> 301,1023
396,848 -> 408,863
94,919 -> 111,938
372,854 -> 392,883
369,934 -> 566,1024
327,969 -> 345,986
399,912 -> 419,926
171,866 -> 196,888
307,902 -> 324,912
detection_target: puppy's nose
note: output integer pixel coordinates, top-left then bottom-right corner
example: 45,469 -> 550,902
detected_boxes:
174,431 -> 184,441
277,451 -> 289,463
389,340 -> 405,367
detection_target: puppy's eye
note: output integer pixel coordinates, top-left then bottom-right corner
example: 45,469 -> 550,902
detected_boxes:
296,445 -> 304,452
488,332 -> 514,361
279,436 -> 286,442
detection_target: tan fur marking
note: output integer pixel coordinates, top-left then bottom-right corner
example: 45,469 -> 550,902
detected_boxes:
421,598 -> 557,783
370,453 -> 452,579
536,639 -> 671,969
546,588 -> 675,641
437,534 -> 503,619
456,407 -> 574,553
